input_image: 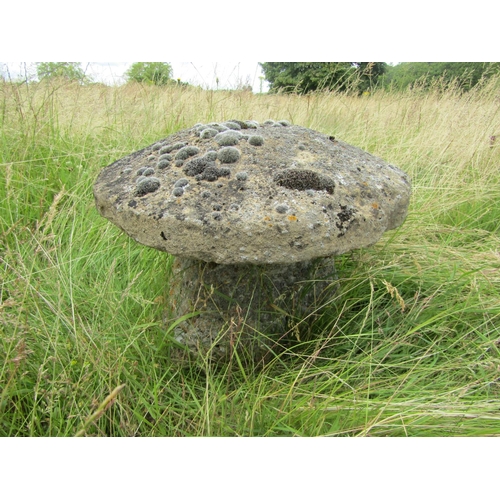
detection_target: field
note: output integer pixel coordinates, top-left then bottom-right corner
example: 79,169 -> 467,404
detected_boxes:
1,77 -> 500,436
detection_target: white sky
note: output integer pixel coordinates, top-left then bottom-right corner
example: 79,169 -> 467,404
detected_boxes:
1,4 -> 495,92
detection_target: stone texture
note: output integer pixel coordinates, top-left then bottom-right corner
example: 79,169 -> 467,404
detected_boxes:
94,120 -> 411,362
166,256 -> 338,362
94,121 -> 411,265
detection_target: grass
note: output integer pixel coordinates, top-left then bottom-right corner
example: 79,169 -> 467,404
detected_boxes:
1,77 -> 500,436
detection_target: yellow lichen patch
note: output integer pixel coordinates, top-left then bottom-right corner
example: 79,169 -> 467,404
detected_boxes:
288,215 -> 298,221
295,150 -> 317,166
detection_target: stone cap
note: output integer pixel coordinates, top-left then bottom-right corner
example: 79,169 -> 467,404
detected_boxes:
94,120 -> 411,264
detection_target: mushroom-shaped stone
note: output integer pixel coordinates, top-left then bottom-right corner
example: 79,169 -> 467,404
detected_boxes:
94,122 -> 411,361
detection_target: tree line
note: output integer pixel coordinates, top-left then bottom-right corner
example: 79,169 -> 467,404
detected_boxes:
27,62 -> 500,94
260,62 -> 500,94
381,62 -> 500,92
32,62 -> 179,86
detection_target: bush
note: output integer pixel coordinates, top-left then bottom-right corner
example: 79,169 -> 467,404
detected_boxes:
125,62 -> 173,86
36,62 -> 91,84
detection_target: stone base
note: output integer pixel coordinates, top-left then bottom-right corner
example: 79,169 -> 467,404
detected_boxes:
164,256 -> 338,363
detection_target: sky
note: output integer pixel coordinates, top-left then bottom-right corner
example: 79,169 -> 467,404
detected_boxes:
1,62 -> 271,92
1,3 -> 496,93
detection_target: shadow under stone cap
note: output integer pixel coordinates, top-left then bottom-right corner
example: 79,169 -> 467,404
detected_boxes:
93,121 -> 411,264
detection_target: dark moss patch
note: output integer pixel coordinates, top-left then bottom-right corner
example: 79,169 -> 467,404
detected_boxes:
274,169 -> 335,194
183,157 -> 214,177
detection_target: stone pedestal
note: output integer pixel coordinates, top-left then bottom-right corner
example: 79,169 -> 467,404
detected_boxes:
165,256 -> 338,362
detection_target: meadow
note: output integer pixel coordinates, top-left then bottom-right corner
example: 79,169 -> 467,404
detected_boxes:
1,77 -> 499,436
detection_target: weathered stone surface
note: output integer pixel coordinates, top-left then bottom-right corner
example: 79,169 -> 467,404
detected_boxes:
166,256 -> 338,362
94,121 -> 411,265
94,120 -> 411,362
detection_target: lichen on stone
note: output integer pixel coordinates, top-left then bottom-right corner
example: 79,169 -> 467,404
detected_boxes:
274,169 -> 335,194
136,177 -> 160,196
183,157 -> 213,177
207,123 -> 229,132
160,142 -> 187,155
175,146 -> 200,161
200,166 -> 220,182
200,128 -> 218,139
203,151 -> 218,162
214,130 -> 243,146
245,120 -> 259,128
157,159 -> 171,170
174,178 -> 189,188
223,121 -> 242,130
248,135 -> 264,146
139,167 -> 155,177
198,166 -> 230,182
152,143 -> 163,151
217,147 -> 240,164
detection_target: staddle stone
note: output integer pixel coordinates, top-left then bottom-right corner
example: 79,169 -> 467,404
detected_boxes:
94,120 -> 411,361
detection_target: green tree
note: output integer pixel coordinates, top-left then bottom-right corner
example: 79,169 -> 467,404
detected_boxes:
259,62 -> 387,94
125,62 -> 173,85
36,62 -> 90,83
352,62 -> 387,92
383,62 -> 500,91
